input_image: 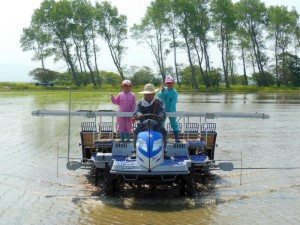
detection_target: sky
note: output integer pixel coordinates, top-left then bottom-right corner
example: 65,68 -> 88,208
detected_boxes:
0,0 -> 300,82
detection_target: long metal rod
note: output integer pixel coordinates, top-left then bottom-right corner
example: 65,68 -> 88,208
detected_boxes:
148,119 -> 151,172
212,167 -> 300,171
93,115 -> 96,148
57,143 -> 59,178
32,110 -> 270,119
240,150 -> 243,186
67,88 -> 71,162
233,167 -> 300,170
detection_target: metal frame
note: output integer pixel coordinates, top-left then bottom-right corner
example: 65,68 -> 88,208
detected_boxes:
32,110 -> 270,119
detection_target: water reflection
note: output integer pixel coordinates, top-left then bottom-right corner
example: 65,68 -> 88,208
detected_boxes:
1,92 -> 300,225
77,196 -> 218,225
179,93 -> 300,105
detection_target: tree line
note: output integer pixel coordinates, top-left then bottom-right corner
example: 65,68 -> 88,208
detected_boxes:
20,0 -> 300,88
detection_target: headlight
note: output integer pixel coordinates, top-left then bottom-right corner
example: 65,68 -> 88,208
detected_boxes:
137,138 -> 147,151
153,139 -> 163,151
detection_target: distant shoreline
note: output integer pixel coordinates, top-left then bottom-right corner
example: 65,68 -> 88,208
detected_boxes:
1,81 -> 300,93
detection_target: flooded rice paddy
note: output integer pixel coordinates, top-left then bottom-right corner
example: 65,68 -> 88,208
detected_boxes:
0,91 -> 300,224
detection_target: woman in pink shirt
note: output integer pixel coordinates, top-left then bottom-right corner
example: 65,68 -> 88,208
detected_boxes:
111,80 -> 136,141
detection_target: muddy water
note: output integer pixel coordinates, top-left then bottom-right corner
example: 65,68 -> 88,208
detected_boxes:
0,92 -> 300,225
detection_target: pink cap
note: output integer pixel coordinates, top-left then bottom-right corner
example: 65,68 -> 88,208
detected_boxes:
122,80 -> 131,86
165,75 -> 174,84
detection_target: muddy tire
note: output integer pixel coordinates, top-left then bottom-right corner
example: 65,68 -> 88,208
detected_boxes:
200,168 -> 210,185
179,176 -> 196,197
94,168 -> 100,185
200,174 -> 207,185
178,179 -> 185,196
185,178 -> 196,197
103,174 -> 116,196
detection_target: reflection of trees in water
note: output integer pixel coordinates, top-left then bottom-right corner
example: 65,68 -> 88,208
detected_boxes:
179,93 -> 300,105
260,93 -> 300,104
32,92 -> 113,110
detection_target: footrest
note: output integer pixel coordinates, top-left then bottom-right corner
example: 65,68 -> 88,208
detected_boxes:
94,141 -> 113,147
189,140 -> 206,147
113,155 -> 127,161
191,155 -> 208,163
174,155 -> 189,162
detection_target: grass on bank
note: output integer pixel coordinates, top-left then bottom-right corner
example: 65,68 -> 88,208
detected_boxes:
1,81 -> 300,93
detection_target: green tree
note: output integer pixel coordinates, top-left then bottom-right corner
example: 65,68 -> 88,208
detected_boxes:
179,65 -> 203,87
287,53 -> 300,87
235,27 -> 251,85
153,0 -> 182,85
55,71 -> 73,85
20,25 -> 53,71
190,0 -> 212,88
252,72 -> 275,87
235,0 -> 268,84
131,66 -> 157,87
29,68 -> 58,82
32,0 -> 80,85
211,0 -> 237,88
173,0 -> 198,89
131,1 -> 170,83
208,68 -> 223,87
71,0 -> 98,86
100,71 -> 122,85
267,6 -> 298,87
95,1 -> 127,80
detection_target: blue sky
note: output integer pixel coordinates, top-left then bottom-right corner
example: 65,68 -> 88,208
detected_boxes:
0,0 -> 299,82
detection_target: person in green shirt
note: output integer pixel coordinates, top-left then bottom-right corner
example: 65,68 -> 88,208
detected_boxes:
158,75 -> 180,143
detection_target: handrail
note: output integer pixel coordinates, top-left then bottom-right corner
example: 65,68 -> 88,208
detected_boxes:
32,110 -> 270,119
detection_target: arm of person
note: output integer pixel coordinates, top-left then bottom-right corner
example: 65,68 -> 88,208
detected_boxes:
111,93 -> 121,105
133,101 -> 144,120
135,113 -> 144,120
158,88 -> 167,99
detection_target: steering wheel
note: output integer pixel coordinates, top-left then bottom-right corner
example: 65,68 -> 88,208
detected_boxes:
141,114 -> 160,130
143,113 -> 161,121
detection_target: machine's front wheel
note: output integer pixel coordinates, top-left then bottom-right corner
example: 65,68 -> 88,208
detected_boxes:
103,174 -> 116,196
179,176 -> 196,197
185,177 -> 196,197
178,178 -> 186,196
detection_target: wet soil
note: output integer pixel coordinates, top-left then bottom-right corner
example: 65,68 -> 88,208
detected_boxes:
83,172 -> 219,199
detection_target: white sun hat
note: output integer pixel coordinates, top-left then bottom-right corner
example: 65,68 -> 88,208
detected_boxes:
139,83 -> 159,94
